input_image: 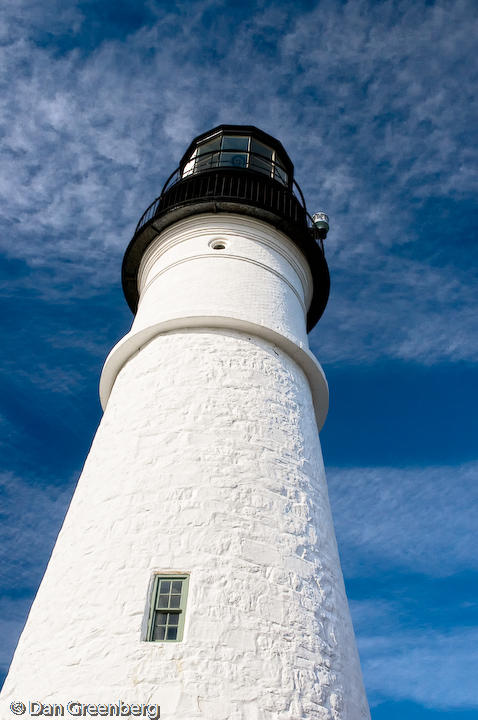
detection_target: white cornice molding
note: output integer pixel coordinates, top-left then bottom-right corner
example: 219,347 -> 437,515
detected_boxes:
100,317 -> 329,431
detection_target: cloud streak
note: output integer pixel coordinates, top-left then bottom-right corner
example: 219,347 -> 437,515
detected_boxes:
328,462 -> 478,577
0,471 -> 73,590
0,0 -> 476,364
359,622 -> 478,709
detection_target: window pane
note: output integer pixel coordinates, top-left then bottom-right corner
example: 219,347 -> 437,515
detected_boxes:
220,152 -> 247,168
155,612 -> 168,625
196,153 -> 220,171
170,595 -> 181,608
195,138 -> 221,172
160,581 -> 171,593
153,625 -> 165,641
157,594 -> 169,608
250,139 -> 273,176
167,627 -> 178,640
250,155 -> 272,177
171,581 -> 182,594
274,166 -> 288,185
169,614 -> 179,626
222,135 -> 249,151
197,137 -> 221,155
182,149 -> 197,177
251,139 -> 273,160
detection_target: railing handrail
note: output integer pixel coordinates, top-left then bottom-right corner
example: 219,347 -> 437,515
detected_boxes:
134,159 -> 316,238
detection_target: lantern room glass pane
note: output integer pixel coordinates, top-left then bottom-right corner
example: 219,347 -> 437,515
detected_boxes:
250,139 -> 273,177
220,151 -> 247,168
194,137 -> 221,171
274,164 -> 288,185
251,139 -> 272,160
197,137 -> 221,154
221,135 -> 249,151
195,153 -> 219,171
182,149 -> 197,177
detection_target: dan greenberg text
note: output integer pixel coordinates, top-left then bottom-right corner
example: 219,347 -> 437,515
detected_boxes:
9,701 -> 160,718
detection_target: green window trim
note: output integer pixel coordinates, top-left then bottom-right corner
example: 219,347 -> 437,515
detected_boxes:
146,574 -> 189,643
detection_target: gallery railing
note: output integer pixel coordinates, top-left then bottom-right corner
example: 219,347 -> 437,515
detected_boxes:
133,150 -> 324,251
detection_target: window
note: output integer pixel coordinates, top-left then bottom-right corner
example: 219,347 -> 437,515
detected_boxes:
196,137 -> 221,172
250,138 -> 273,176
146,575 -> 189,642
220,135 -> 249,169
183,135 -> 288,185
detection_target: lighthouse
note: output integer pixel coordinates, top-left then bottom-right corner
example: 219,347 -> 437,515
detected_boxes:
1,126 -> 370,719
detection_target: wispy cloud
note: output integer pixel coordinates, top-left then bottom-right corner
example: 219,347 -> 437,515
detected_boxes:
328,462 -> 478,577
311,252 -> 478,364
348,597 -> 478,708
0,596 -> 33,681
361,624 -> 478,709
0,0 -> 476,365
0,471 -> 73,589
281,0 -> 478,204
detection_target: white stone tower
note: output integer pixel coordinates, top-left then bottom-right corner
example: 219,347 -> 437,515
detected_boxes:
1,126 -> 370,719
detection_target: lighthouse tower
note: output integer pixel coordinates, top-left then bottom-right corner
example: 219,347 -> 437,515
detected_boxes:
1,126 -> 370,719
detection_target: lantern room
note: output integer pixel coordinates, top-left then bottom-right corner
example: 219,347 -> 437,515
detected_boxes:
180,126 -> 293,188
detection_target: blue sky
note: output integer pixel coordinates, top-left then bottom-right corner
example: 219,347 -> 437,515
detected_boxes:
0,0 -> 477,716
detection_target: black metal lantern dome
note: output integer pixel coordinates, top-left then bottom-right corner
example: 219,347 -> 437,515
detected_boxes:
122,125 -> 330,331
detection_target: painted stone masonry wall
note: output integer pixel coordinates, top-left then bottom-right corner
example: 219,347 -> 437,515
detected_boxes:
1,215 -> 370,719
